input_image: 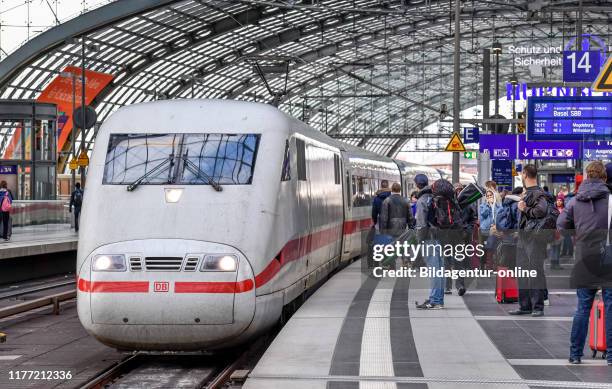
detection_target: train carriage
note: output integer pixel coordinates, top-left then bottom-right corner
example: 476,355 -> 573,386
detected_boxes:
76,99 -> 441,351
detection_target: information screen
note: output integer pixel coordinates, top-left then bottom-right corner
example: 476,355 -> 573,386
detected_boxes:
527,96 -> 612,140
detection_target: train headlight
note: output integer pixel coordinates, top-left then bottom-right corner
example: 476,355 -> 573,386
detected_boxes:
201,255 -> 237,272
92,254 -> 126,271
164,188 -> 183,203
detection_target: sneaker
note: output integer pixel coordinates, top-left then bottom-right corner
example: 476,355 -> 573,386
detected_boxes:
458,287 -> 466,296
415,300 -> 444,309
444,289 -> 452,295
508,309 -> 532,315
568,357 -> 581,364
544,298 -> 550,306
531,310 -> 544,317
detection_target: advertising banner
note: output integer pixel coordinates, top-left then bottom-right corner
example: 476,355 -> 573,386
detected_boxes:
3,66 -> 114,160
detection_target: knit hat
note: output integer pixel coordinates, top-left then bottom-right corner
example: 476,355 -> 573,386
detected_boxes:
414,174 -> 428,189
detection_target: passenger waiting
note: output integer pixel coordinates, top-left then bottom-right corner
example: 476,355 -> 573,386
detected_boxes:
372,180 -> 391,226
509,164 -> 551,317
378,182 -> 414,237
478,189 -> 501,270
0,181 -> 12,242
558,161 -> 612,365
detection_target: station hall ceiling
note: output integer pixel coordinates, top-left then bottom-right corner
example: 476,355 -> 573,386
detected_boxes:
0,0 -> 610,158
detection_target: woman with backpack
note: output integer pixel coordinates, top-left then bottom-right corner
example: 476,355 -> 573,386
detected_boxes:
0,181 -> 13,241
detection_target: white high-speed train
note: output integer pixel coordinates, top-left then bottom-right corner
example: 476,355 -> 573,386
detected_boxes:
76,99 -> 445,351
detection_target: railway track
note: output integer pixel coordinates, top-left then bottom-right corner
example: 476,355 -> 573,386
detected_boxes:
0,275 -> 77,320
79,351 -> 247,389
79,329 -> 277,389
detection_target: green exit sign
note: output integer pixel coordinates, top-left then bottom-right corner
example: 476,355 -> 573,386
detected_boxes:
464,151 -> 477,159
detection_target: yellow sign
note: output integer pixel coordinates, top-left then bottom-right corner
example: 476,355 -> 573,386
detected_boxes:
68,159 -> 78,171
77,151 -> 89,167
512,166 -> 517,177
592,55 -> 612,92
445,132 -> 466,152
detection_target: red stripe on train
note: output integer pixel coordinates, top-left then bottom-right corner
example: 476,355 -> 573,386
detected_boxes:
343,218 -> 373,235
78,218 -> 372,294
78,279 -> 149,293
175,279 -> 254,293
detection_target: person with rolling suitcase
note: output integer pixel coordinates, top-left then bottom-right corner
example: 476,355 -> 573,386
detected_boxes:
494,187 -> 522,303
557,161 -> 612,365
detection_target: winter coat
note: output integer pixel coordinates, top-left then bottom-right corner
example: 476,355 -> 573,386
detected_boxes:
517,185 -> 549,257
415,186 -> 433,242
479,201 -> 502,232
379,193 -> 414,237
372,189 -> 391,225
557,179 -> 612,288
496,194 -> 520,231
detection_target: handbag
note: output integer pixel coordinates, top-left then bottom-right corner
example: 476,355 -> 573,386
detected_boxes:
601,194 -> 612,267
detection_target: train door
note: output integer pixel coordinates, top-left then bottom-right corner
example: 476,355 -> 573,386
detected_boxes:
295,138 -> 311,271
340,154 -> 353,262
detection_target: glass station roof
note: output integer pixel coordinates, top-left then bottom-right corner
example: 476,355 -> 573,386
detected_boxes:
0,0 -> 609,163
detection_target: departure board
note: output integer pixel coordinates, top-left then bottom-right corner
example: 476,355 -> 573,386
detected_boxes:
527,96 -> 612,140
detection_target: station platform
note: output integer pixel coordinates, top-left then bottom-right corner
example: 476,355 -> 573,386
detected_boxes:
244,260 -> 612,389
0,226 -> 77,260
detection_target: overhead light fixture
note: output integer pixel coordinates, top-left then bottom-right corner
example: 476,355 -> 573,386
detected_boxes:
510,76 -> 519,85
491,41 -> 502,54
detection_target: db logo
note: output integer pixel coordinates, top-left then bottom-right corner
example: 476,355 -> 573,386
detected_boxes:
154,281 -> 169,292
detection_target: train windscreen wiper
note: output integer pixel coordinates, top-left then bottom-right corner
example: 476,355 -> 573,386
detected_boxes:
126,155 -> 174,192
180,156 -> 223,192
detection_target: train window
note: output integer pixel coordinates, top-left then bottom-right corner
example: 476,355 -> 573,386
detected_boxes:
296,138 -> 306,181
351,176 -> 372,207
103,133 -> 260,185
333,154 -> 340,185
281,140 -> 291,181
103,133 -> 179,185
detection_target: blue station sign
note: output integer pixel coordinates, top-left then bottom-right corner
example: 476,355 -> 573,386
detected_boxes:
583,140 -> 612,160
527,96 -> 612,140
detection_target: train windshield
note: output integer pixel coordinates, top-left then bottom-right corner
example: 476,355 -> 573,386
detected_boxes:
103,133 -> 260,186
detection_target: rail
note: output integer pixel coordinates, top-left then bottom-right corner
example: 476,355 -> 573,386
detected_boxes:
0,289 -> 76,319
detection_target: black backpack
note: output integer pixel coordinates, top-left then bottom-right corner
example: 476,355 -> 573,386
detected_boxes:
429,179 -> 463,230
73,190 -> 83,206
524,193 -> 559,238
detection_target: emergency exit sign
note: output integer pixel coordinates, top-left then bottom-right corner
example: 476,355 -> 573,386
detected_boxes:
463,151 -> 477,159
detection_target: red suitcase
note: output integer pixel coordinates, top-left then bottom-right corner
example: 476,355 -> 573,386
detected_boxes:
589,299 -> 607,359
496,266 -> 518,303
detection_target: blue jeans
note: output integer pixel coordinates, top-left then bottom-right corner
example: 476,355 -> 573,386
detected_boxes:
569,288 -> 612,362
425,240 -> 445,305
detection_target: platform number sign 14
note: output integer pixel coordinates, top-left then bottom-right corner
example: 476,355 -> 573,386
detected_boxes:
563,51 -> 601,82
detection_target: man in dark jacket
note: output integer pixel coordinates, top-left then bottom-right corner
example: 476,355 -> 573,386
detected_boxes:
606,162 -> 612,193
510,164 -> 549,317
558,161 -> 612,365
372,180 -> 391,226
379,182 -> 414,237
69,182 -> 84,232
446,183 -> 477,296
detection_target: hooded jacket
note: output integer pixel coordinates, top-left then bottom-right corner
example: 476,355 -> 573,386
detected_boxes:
415,186 -> 433,242
557,179 -> 612,288
372,189 -> 391,225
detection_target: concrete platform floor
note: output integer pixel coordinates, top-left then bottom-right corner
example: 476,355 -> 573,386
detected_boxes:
245,260 -> 612,389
